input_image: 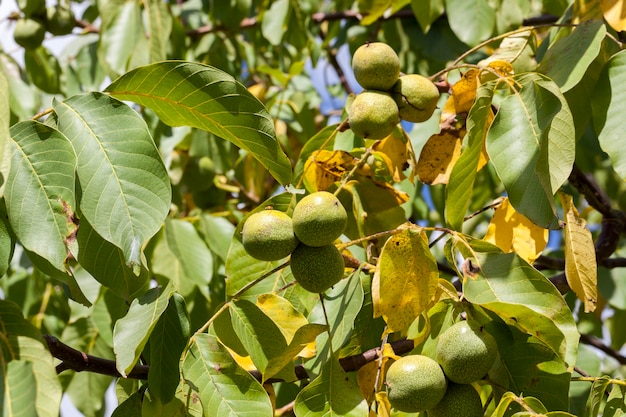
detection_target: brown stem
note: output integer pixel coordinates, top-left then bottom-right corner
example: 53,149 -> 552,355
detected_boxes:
45,334 -> 414,382
580,333 -> 626,365
44,335 -> 149,379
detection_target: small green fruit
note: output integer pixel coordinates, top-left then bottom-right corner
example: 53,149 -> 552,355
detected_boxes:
349,91 -> 399,139
241,210 -> 298,261
290,244 -> 344,293
46,5 -> 75,35
352,42 -> 400,91
392,74 -> 440,123
436,321 -> 498,384
292,191 -> 347,247
427,383 -> 484,417
13,18 -> 46,50
386,354 -> 448,413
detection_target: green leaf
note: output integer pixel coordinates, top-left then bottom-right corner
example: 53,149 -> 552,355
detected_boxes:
592,50 -> 626,180
182,330 -> 273,417
0,300 -> 63,417
76,216 -> 149,299
605,383 -> 626,417
148,293 -> 190,403
538,19 -> 606,92
105,61 -> 292,186
445,83 -> 495,230
293,356 -> 368,417
2,360 -> 38,417
260,0 -> 289,45
198,213 -> 235,262
464,252 -> 579,367
486,73 -> 575,229
588,375 -> 611,417
53,92 -> 172,270
411,0 -> 444,32
113,283 -> 175,376
230,299 -> 325,382
358,0 -> 392,26
445,0 -> 495,46
0,202 -> 14,276
497,328 -> 571,411
145,0 -> 172,62
6,121 -> 76,272
111,390 -> 143,417
307,274 -> 364,374
98,0 -> 142,75
150,218 -> 213,298
0,65 -> 11,194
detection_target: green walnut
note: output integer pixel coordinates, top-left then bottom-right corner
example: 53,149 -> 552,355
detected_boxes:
386,354 -> 448,413
46,5 -> 75,36
292,191 -> 347,247
349,91 -> 399,139
427,383 -> 484,417
13,18 -> 46,50
241,209 -> 298,261
392,74 -> 440,123
290,244 -> 344,293
436,321 -> 498,384
352,42 -> 400,91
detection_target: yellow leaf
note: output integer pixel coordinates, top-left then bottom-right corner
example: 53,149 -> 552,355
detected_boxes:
372,225 -> 439,335
560,193 -> 598,312
303,150 -> 354,191
228,350 -> 257,372
601,0 -> 626,31
371,133 -> 409,183
484,197 -> 549,263
356,343 -> 404,404
441,69 -> 480,118
574,0 -> 604,22
256,294 -> 315,357
416,131 -> 463,185
375,391 -> 392,417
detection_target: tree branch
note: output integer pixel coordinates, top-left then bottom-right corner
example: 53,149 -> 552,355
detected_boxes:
43,335 -> 149,379
580,333 -> 626,365
45,334 -> 414,383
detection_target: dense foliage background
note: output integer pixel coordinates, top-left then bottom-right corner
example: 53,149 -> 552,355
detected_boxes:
1,0 -> 626,416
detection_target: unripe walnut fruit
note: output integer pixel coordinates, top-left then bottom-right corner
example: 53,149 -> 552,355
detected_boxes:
290,244 -> 344,293
349,91 -> 399,139
428,383 -> 484,417
292,191 -> 347,247
385,354 -> 447,413
352,42 -> 400,91
392,74 -> 440,123
241,209 -> 298,261
436,320 -> 498,384
46,5 -> 75,36
13,18 -> 46,50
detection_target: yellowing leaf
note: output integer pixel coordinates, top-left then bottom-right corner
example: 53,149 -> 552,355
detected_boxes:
601,0 -> 626,31
372,225 -> 439,335
417,131 -> 463,185
356,343 -> 399,404
561,193 -> 598,312
484,197 -> 549,263
303,150 -> 353,191
441,69 -> 480,118
574,0 -> 604,22
256,294 -> 307,345
371,132 -> 410,183
375,391 -> 392,417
